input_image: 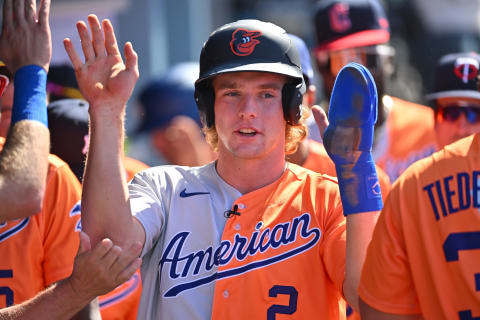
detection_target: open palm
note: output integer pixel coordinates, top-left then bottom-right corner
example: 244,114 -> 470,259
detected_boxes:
64,15 -> 138,112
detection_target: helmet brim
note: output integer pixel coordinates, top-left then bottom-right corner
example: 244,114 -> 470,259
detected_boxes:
196,62 -> 306,94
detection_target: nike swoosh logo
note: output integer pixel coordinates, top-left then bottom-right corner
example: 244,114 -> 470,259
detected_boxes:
179,188 -> 210,198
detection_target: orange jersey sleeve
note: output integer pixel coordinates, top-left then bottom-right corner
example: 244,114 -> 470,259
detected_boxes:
302,139 -> 392,201
99,270 -> 142,320
0,152 -> 81,307
359,133 -> 480,318
211,164 -> 347,319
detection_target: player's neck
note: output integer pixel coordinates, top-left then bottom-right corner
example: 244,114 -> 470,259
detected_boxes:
215,151 -> 287,194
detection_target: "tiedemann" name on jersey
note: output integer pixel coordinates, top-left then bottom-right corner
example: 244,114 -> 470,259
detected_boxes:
423,171 -> 480,220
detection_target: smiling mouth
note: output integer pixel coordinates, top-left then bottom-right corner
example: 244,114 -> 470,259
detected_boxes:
238,129 -> 257,136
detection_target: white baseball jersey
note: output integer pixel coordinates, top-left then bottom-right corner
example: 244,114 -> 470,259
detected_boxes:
130,162 -> 346,319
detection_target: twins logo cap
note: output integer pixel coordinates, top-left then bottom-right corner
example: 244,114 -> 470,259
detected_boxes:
314,0 -> 390,52
425,52 -> 480,102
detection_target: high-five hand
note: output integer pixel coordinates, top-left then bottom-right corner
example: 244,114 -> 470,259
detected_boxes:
0,0 -> 52,73
64,15 -> 139,114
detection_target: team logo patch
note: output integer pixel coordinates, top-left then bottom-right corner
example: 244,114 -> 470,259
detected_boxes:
230,28 -> 262,56
366,175 -> 382,199
454,57 -> 479,84
329,3 -> 351,33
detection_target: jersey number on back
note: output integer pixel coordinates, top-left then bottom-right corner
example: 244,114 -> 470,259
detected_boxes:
443,231 -> 480,320
267,285 -> 298,320
0,269 -> 13,307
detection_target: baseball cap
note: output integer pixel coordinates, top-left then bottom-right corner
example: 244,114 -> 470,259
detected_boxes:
426,52 -> 480,101
288,34 -> 314,86
138,62 -> 202,132
47,99 -> 90,182
314,0 -> 390,52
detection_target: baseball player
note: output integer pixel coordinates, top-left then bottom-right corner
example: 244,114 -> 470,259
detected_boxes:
0,232 -> 142,320
358,52 -> 480,319
46,99 -> 145,320
0,0 -> 51,220
286,33 -> 391,202
133,62 -> 216,167
65,16 -> 382,319
426,52 -> 480,149
312,0 -> 438,182
359,134 -> 480,319
0,0 -> 100,317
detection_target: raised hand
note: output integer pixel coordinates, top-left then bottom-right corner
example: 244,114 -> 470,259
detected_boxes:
64,15 -> 139,114
0,0 -> 51,73
322,62 -> 382,215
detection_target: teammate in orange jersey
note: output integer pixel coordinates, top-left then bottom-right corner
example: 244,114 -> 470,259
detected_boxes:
65,16 -> 382,319
290,30 -> 390,320
358,52 -> 480,320
0,0 -> 101,317
0,0 -> 51,220
0,231 -> 142,320
286,33 -> 391,204
359,134 -> 480,319
312,0 -> 437,183
47,98 -> 145,320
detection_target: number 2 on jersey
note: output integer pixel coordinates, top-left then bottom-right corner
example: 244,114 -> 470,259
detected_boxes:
267,285 -> 298,320
443,231 -> 480,320
0,269 -> 13,307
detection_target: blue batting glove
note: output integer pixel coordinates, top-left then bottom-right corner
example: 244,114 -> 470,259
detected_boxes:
323,62 -> 383,215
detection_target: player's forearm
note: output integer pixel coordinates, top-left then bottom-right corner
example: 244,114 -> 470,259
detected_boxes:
0,121 -> 49,221
81,108 -> 134,247
0,280 -> 94,320
343,211 -> 380,311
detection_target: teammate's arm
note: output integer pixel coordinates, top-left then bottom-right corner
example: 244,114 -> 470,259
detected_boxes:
0,0 -> 51,221
63,15 -> 145,248
359,299 -> 422,320
0,232 -> 142,320
313,63 -> 382,311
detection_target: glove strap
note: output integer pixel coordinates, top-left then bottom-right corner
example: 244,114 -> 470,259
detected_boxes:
335,154 -> 383,215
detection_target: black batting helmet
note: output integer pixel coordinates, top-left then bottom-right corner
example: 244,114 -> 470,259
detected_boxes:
194,19 -> 306,128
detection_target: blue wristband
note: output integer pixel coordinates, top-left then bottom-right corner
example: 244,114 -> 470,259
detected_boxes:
11,65 -> 48,127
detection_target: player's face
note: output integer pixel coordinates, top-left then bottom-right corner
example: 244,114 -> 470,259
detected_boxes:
213,71 -> 287,160
434,97 -> 480,148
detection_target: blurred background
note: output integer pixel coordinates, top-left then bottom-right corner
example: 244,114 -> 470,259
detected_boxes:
46,0 -> 480,163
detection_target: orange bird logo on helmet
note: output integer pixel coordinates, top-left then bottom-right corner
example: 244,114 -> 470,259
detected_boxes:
230,28 -> 262,56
